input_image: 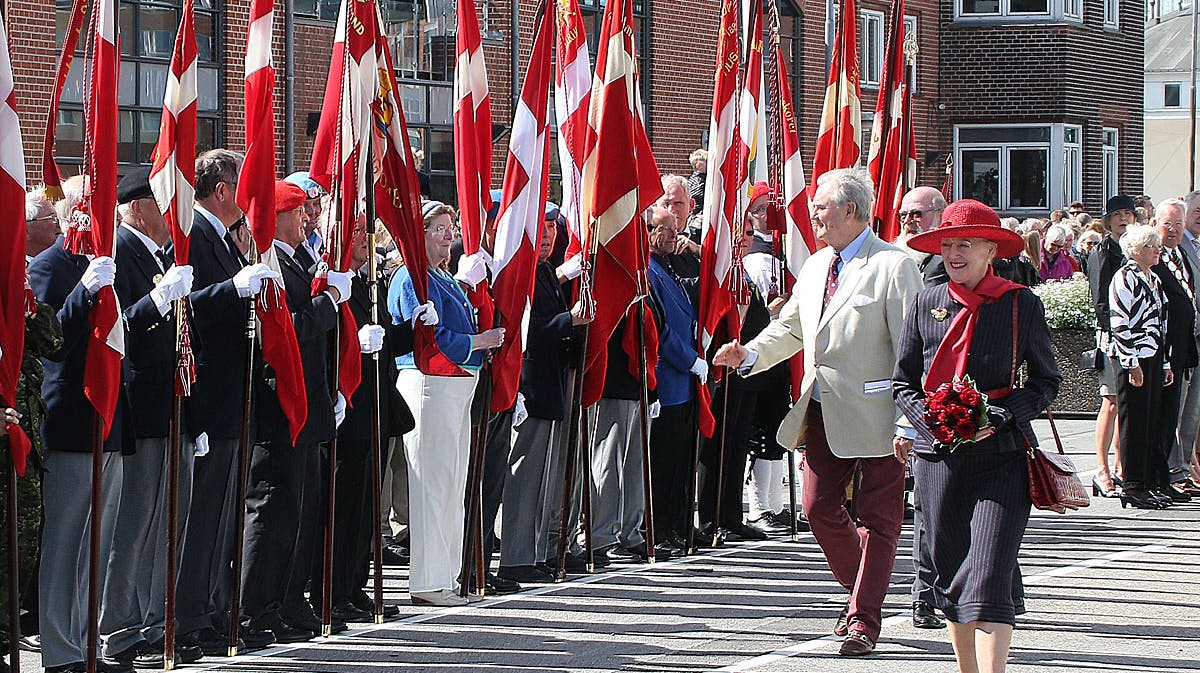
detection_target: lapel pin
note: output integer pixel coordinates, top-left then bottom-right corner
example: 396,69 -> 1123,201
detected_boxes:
931,307 -> 949,322
152,273 -> 164,284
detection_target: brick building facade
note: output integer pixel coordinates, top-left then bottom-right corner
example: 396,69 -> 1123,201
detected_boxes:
8,0 -> 1141,217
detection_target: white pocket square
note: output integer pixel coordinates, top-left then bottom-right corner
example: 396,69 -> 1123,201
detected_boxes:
851,294 -> 875,307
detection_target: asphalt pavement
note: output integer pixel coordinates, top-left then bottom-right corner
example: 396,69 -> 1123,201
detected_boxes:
14,418 -> 1200,672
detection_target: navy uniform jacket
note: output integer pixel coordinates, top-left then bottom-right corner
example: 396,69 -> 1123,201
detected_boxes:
185,209 -> 248,440
114,226 -> 178,439
338,271 -> 414,442
520,261 -> 576,421
1151,256 -> 1199,372
28,237 -> 131,453
893,285 -> 1061,456
647,253 -> 698,406
254,243 -> 338,446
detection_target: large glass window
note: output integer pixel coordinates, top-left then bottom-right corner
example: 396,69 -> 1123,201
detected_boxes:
859,9 -> 883,88
55,0 -> 223,167
1104,0 -> 1119,27
1102,128 -> 1119,206
1165,82 -> 1182,108
957,0 -> 1083,19
955,125 -> 1078,212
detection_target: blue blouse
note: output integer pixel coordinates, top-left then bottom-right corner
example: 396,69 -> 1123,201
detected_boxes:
388,265 -> 483,371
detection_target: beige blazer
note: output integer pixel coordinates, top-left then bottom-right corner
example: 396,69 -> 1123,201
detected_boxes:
744,230 -> 922,459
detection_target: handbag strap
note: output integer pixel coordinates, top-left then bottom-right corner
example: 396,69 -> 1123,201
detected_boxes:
1009,294 -> 1019,389
1008,291 -> 1065,456
1045,407 -> 1065,455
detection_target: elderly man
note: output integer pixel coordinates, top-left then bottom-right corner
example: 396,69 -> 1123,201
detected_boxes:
714,168 -> 921,656
1183,190 -> 1200,490
657,174 -> 701,278
25,190 -> 60,259
1153,198 -> 1200,500
284,171 -> 328,269
100,169 -> 201,668
897,186 -> 948,284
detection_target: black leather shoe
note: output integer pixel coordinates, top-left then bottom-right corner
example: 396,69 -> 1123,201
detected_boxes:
382,544 -> 410,565
238,627 -> 275,652
43,664 -> 86,673
1160,484 -> 1192,502
498,565 -> 555,583
748,513 -> 790,536
97,658 -> 135,673
104,641 -> 147,667
622,541 -> 674,561
833,602 -> 850,636
487,572 -> 523,594
271,623 -> 316,643
331,601 -> 374,623
133,640 -> 204,668
604,544 -> 644,563
912,600 -> 945,629
180,627 -> 243,656
285,609 -> 348,635
662,530 -> 689,551
725,522 -> 768,541
349,591 -> 401,618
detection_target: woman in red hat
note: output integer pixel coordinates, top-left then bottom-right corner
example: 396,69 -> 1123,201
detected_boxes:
892,199 -> 1061,673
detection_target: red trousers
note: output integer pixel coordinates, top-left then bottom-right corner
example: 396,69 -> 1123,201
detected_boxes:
801,401 -> 905,641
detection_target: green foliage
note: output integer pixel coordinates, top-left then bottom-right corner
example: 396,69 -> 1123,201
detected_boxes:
1032,277 -> 1095,330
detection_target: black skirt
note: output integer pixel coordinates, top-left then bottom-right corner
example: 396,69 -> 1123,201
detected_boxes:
913,443 -> 1031,625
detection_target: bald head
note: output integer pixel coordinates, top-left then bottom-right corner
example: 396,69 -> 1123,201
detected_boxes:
899,186 -> 947,233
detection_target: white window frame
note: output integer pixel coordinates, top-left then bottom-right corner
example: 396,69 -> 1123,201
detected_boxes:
1062,124 -> 1082,207
859,9 -> 885,88
1102,128 -> 1119,205
955,0 -> 1051,19
953,124 -> 1080,213
1063,0 -> 1082,20
1164,82 -> 1183,108
1104,0 -> 1119,28
904,15 -> 918,93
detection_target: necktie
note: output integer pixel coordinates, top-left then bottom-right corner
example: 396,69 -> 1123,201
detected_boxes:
155,249 -> 171,271
1168,249 -> 1195,303
822,251 -> 841,315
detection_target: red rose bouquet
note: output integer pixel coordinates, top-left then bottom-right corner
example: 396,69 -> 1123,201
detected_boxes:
924,376 -> 992,451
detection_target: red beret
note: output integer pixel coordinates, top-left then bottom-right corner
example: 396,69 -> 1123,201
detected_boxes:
275,181 -> 307,214
748,181 -> 772,203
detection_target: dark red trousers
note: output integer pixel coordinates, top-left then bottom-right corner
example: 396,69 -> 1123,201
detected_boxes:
801,401 -> 905,641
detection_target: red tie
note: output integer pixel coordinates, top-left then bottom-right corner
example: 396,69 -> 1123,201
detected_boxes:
822,251 -> 841,315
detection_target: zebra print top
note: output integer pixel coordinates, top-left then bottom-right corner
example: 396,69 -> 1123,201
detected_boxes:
1108,260 -> 1170,370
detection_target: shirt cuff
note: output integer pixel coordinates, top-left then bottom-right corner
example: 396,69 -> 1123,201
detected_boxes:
737,349 -> 759,375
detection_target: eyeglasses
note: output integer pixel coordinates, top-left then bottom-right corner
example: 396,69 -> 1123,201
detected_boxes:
425,223 -> 455,236
1144,244 -> 1164,251
898,208 -> 940,220
27,215 -> 59,224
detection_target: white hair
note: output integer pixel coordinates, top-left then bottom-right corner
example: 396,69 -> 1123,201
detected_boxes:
660,173 -> 688,193
816,167 -> 874,223
1155,197 -> 1187,222
1075,230 -> 1101,252
1119,224 -> 1160,258
26,188 -> 52,221
1044,224 -> 1070,245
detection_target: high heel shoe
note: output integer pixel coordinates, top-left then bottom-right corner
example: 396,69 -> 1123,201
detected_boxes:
1120,489 -> 1166,509
1091,477 -> 1117,498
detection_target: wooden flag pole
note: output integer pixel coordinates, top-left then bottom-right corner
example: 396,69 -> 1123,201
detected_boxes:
227,268 -> 259,657
163,299 -> 187,671
363,159 -> 387,623
86,414 -> 102,673
4,424 -> 20,673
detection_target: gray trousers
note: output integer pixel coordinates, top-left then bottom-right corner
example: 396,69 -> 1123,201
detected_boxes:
587,398 -> 644,551
1170,366 -> 1200,481
544,410 -> 582,560
381,435 -> 409,543
501,417 -> 556,567
176,437 -> 239,636
40,450 -> 123,668
101,438 -> 195,655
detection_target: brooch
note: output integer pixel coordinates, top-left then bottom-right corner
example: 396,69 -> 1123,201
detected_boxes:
152,273 -> 164,284
931,307 -> 949,322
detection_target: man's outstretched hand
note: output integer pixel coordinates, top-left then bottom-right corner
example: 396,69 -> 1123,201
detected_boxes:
712,340 -> 749,369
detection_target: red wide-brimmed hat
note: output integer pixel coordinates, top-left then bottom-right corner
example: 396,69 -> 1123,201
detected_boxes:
907,199 -> 1025,258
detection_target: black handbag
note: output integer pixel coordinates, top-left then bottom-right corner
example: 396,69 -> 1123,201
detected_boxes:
1078,348 -> 1104,373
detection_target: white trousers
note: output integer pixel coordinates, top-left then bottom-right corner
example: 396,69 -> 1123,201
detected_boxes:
747,457 -> 787,519
397,369 -> 478,594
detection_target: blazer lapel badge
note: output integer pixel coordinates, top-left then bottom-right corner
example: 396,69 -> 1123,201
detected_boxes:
931,307 -> 949,322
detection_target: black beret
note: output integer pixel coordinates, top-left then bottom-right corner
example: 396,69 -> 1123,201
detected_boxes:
117,166 -> 155,205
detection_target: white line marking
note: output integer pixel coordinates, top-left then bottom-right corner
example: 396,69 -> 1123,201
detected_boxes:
714,542 -> 1168,672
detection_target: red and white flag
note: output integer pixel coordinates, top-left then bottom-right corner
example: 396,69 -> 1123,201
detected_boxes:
488,3 -> 553,413
40,0 -> 86,201
578,0 -> 662,407
454,0 -> 495,330
149,0 -> 198,396
810,0 -> 862,189
553,0 -> 592,268
770,41 -> 815,284
0,13 -> 32,473
80,0 -> 124,438
368,8 -> 463,376
237,0 -> 308,441
867,0 -> 916,242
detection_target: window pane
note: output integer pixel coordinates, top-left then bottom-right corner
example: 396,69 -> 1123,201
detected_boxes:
195,0 -> 215,8
197,117 -> 218,154
198,67 -> 220,111
140,63 -> 168,106
196,12 -> 217,62
120,3 -> 134,56
960,0 -> 999,14
61,57 -> 87,104
141,111 -> 161,162
1064,126 -> 1078,144
56,109 -> 86,160
430,174 -> 455,204
961,150 -> 1000,207
1010,0 -> 1048,12
428,85 -> 452,125
1009,149 -> 1047,208
294,0 -> 317,15
139,7 -> 178,58
958,126 -> 1049,143
57,0 -> 86,48
120,63 -> 136,105
118,110 -> 136,164
1165,83 -> 1181,108
400,84 -> 427,123
428,129 -> 454,172
319,0 -> 339,20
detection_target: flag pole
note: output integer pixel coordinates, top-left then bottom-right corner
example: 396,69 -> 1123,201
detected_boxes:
364,159 -> 386,623
787,449 -> 800,541
227,251 -> 259,657
163,302 -> 186,671
901,28 -> 917,194
86,414 -> 102,673
4,417 -> 20,673
633,219 -> 657,563
320,185 -> 346,637
458,358 -> 493,596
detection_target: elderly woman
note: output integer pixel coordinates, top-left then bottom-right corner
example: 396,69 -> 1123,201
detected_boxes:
1039,224 -> 1077,281
1074,230 -> 1102,275
1109,224 -> 1176,509
388,201 -> 504,606
893,199 -> 1060,673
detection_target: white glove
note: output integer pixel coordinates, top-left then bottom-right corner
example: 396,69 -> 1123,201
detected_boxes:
325,269 -> 354,304
513,393 -> 529,427
232,263 -> 280,297
454,250 -> 492,288
649,400 -> 661,419
150,265 -> 194,315
556,253 -> 583,281
81,256 -> 116,294
690,357 -> 709,386
357,324 -> 385,354
334,392 -> 347,428
412,300 -> 439,326
193,432 -> 210,457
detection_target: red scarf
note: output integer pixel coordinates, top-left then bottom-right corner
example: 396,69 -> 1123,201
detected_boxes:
924,269 -> 1023,395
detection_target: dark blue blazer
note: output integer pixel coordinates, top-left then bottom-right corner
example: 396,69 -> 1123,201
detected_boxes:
338,271 -> 414,443
1151,257 -> 1199,372
520,261 -> 576,421
254,243 -> 338,446
115,226 -> 179,439
184,211 -> 249,440
647,254 -> 698,406
28,237 -> 131,453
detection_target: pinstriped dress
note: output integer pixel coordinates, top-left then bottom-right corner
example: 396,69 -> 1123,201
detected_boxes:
893,285 -> 1061,625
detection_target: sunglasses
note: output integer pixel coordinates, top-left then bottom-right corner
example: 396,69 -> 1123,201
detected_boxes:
898,209 -> 939,220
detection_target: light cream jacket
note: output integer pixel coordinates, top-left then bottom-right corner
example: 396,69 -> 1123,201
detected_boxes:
743,230 -> 922,458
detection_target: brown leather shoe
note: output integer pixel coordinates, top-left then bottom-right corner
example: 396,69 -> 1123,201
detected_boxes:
832,602 -> 850,636
839,632 -> 876,656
